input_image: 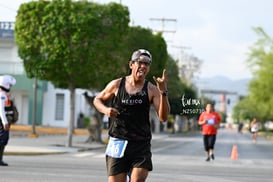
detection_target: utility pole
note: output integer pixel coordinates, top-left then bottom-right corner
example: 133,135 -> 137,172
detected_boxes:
150,18 -> 177,42
171,45 -> 191,80
149,18 -> 177,33
28,78 -> 39,138
171,45 -> 191,50
171,45 -> 191,58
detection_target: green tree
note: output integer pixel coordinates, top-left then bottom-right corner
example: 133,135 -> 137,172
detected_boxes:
94,25 -> 169,89
166,55 -> 185,98
232,96 -> 256,122
15,0 -> 130,147
246,27 -> 273,121
166,55 -> 185,115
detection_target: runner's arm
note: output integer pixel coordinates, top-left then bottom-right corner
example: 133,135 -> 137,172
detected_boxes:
93,79 -> 120,118
0,94 -> 9,130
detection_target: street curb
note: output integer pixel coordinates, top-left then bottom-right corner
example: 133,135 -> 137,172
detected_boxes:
5,146 -> 106,156
10,125 -> 89,135
4,146 -> 71,155
5,151 -> 67,155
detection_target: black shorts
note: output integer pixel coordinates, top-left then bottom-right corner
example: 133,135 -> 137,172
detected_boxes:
106,140 -> 153,176
203,134 -> 216,151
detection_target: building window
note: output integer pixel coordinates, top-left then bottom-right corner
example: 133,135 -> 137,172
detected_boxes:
55,93 -> 64,120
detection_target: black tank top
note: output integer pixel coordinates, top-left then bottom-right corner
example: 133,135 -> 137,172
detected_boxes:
109,77 -> 151,141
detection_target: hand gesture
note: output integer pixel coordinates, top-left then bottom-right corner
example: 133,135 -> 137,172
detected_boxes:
105,107 -> 120,118
153,69 -> 167,92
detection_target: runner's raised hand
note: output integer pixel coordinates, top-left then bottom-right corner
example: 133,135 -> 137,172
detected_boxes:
153,69 -> 168,92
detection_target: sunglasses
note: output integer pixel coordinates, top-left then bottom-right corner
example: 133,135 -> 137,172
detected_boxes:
134,60 -> 151,66
133,58 -> 151,66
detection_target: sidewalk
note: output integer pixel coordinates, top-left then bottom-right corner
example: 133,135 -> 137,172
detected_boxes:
5,125 -> 169,156
5,125 -> 107,155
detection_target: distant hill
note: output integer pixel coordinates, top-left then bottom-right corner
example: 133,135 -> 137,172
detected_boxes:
194,75 -> 251,96
192,75 -> 251,121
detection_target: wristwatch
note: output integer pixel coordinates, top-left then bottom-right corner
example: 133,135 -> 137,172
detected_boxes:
161,90 -> 168,96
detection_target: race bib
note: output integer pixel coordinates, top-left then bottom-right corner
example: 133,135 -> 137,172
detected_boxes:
207,118 -> 215,125
105,137 -> 128,158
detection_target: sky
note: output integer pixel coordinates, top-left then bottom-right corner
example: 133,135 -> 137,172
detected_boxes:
1,0 -> 273,81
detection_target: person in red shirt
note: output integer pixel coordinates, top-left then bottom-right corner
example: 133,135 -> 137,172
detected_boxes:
198,103 -> 221,161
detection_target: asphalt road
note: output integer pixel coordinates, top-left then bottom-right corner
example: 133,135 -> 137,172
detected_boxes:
1,128 -> 273,182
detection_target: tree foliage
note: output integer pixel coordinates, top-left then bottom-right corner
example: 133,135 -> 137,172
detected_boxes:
232,96 -> 257,122
15,0 -> 130,89
233,27 -> 273,122
166,55 -> 184,98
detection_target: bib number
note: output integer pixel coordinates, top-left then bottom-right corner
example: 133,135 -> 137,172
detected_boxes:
207,119 -> 215,125
105,137 -> 128,158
